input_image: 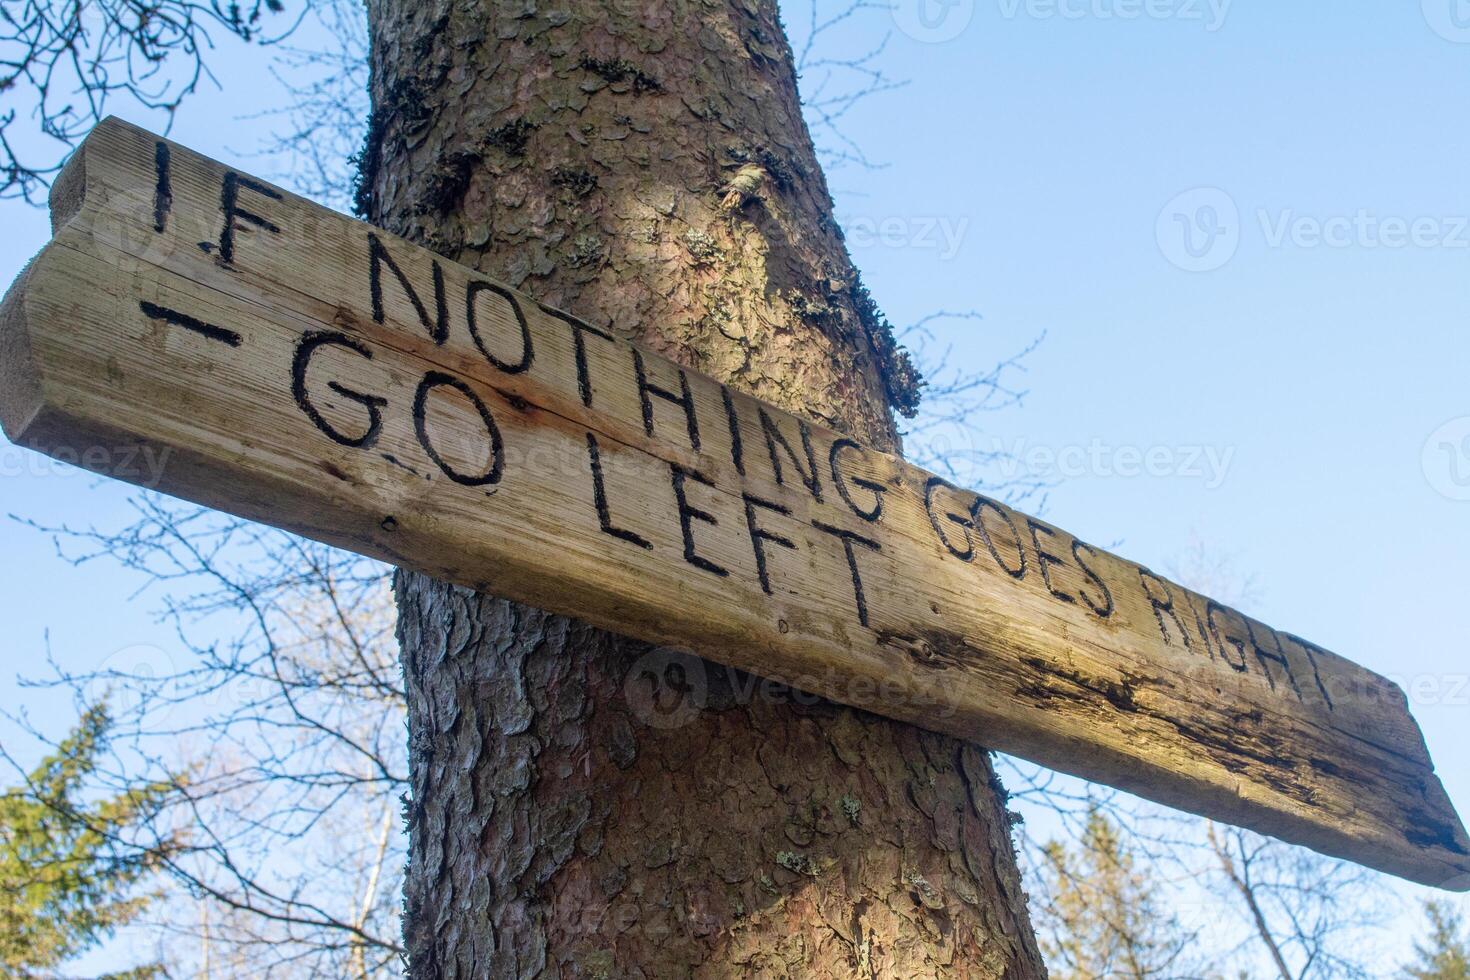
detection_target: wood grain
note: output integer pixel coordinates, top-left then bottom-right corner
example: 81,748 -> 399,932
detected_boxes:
3,118 -> 1466,890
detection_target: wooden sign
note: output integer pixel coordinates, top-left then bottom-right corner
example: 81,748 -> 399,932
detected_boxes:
3,118 -> 1466,890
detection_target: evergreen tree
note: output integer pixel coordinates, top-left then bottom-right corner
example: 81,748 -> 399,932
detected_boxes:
1037,808 -> 1205,980
0,704 -> 176,977
1406,901 -> 1470,980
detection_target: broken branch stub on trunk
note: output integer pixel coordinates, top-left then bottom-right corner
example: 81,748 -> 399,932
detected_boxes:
3,118 -> 1466,891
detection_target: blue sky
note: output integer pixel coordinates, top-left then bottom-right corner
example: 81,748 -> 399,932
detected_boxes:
820,0 -> 1470,958
829,0 -> 1470,813
1,0 -> 1467,970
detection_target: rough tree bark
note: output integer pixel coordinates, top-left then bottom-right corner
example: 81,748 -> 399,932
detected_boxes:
359,0 -> 1046,975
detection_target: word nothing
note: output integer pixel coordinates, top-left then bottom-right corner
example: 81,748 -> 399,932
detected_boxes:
145,146 -> 1339,719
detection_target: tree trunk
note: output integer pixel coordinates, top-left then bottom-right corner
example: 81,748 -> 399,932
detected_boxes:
361,0 -> 1045,975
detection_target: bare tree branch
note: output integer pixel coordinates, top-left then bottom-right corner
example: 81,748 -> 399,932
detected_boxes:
0,0 -> 302,203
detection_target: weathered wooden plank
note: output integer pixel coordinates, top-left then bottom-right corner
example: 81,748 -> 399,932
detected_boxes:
3,117 -> 1466,890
